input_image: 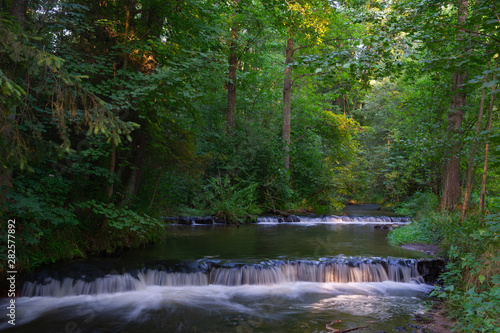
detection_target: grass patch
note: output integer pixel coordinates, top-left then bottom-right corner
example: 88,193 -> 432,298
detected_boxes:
388,212 -> 445,247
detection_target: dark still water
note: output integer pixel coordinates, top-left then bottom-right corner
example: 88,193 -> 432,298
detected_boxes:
2,223 -> 435,333
127,223 -> 430,262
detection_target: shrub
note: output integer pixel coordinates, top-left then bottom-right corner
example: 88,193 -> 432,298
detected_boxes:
388,206 -> 447,247
191,175 -> 262,223
389,199 -> 500,331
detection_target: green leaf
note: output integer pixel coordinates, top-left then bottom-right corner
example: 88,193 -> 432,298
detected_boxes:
482,79 -> 498,88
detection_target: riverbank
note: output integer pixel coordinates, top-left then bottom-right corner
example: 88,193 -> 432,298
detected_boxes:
397,243 -> 456,332
416,302 -> 456,333
400,243 -> 441,256
386,209 -> 498,333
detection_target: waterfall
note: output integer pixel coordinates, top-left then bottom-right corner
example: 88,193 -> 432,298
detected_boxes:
20,271 -> 209,297
20,258 -> 422,297
255,215 -> 410,224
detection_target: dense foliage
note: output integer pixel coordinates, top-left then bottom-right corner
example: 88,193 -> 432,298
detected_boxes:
1,0 -> 500,328
1,0 -> 367,272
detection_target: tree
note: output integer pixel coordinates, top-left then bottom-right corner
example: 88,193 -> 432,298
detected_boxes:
385,0 -> 500,211
441,0 -> 469,210
282,37 -> 294,169
479,59 -> 498,211
261,0 -> 340,170
226,0 -> 240,132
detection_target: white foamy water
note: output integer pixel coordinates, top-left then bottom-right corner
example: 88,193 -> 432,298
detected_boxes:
20,259 -> 421,297
256,215 -> 410,224
1,281 -> 433,331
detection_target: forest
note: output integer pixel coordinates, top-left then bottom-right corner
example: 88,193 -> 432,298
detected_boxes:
0,0 -> 499,331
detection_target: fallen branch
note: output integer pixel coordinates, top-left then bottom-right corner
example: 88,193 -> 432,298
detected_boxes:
326,320 -> 368,333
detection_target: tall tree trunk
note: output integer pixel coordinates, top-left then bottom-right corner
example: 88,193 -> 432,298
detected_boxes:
461,61 -> 490,216
122,0 -> 133,74
10,0 -> 27,30
479,60 -> 497,211
109,0 -> 134,199
282,37 -> 294,170
441,0 -> 468,211
226,0 -> 239,132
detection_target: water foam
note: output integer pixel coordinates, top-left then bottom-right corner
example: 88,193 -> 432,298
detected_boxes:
256,215 -> 410,224
20,258 -> 421,297
2,281 -> 433,330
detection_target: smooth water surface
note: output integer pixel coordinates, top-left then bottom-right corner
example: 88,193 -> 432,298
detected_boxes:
125,224 -> 430,263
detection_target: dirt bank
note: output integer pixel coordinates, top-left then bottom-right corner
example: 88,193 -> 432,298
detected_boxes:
415,303 -> 457,333
400,243 -> 442,256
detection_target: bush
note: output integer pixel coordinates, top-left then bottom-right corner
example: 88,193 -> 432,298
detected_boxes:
0,167 -> 165,277
389,201 -> 500,331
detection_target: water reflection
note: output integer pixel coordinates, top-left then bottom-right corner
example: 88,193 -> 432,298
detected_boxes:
142,224 -> 430,263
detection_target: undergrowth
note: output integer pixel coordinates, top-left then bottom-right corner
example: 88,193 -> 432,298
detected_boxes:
0,198 -> 166,292
388,192 -> 500,332
434,213 -> 500,332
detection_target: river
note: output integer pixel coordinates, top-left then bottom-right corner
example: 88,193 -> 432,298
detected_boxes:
1,214 -> 437,332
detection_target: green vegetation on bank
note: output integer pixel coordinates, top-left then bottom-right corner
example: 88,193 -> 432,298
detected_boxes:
388,193 -> 500,332
388,192 -> 444,247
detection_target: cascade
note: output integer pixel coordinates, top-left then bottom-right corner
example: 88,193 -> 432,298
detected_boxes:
20,258 -> 422,297
255,215 -> 410,224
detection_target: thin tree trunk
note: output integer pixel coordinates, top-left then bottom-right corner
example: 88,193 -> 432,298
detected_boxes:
111,0 -> 133,199
107,144 -> 116,198
226,0 -> 239,132
479,60 -> 497,211
462,61 -> 490,216
149,167 -> 167,209
122,0 -> 132,76
282,37 -> 294,170
122,132 -> 146,206
441,0 -> 468,211
227,49 -> 237,130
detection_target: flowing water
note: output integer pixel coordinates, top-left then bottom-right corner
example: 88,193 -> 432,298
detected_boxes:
2,216 -> 437,333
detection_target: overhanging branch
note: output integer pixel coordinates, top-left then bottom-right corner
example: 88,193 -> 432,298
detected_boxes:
292,126 -> 312,144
